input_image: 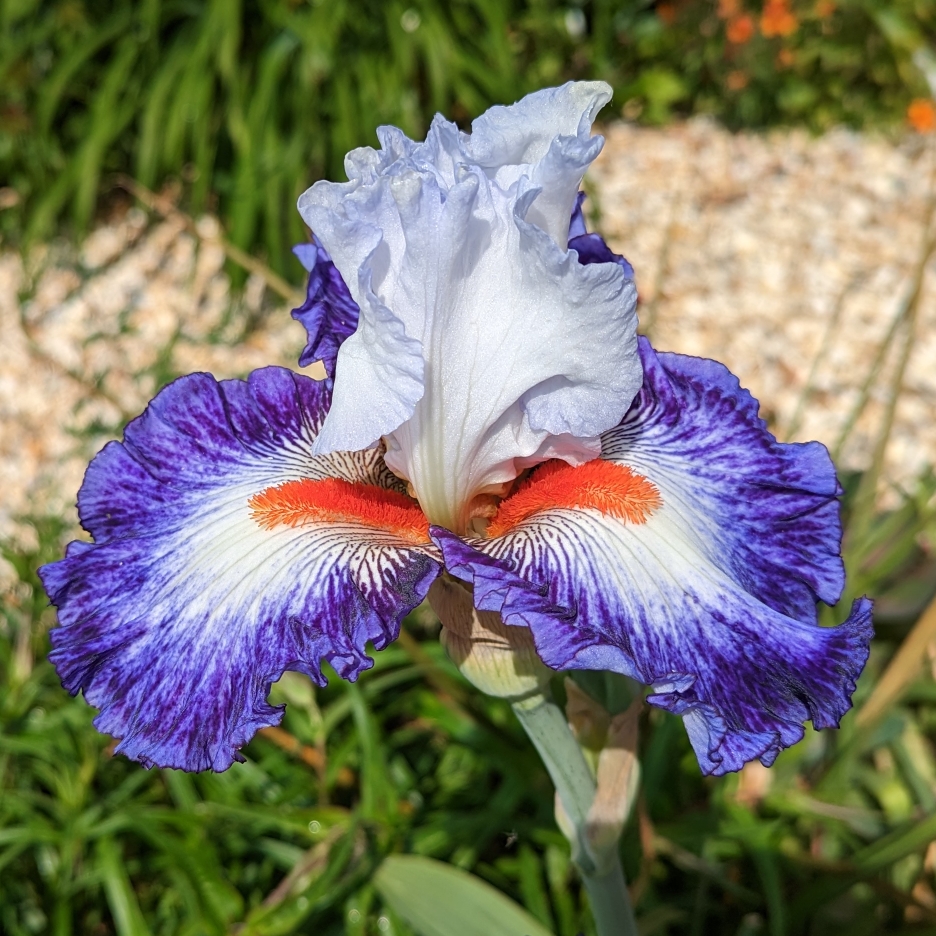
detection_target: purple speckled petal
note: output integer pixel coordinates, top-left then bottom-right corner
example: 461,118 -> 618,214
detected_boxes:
614,337 -> 846,621
568,191 -> 635,279
292,237 -> 360,378
430,339 -> 872,775
40,367 -> 439,772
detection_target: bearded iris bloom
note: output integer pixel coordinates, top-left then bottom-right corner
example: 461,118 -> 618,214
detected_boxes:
40,82 -> 872,777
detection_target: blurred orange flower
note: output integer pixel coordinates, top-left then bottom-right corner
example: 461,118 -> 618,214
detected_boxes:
727,69 -> 750,91
776,47 -> 795,67
657,1 -> 678,25
908,99 -> 936,134
761,0 -> 798,37
717,0 -> 741,19
814,0 -> 835,16
727,14 -> 756,43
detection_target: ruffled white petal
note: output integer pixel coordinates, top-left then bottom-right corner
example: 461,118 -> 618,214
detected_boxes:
298,82 -> 641,531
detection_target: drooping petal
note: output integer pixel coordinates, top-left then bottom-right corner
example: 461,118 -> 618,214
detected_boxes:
431,340 -> 872,774
298,82 -> 641,531
292,238 -> 360,378
39,368 -> 439,772
615,338 -> 849,620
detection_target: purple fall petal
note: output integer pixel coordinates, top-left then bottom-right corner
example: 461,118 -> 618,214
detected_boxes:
432,339 -> 872,775
40,367 -> 439,772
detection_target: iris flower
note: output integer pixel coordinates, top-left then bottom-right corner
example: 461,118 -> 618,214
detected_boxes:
40,82 -> 872,777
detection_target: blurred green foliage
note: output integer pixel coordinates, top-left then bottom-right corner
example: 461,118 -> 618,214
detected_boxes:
2,0 -> 936,270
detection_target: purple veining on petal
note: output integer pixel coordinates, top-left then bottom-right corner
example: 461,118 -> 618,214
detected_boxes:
434,518 -> 871,776
40,367 -> 439,772
568,191 -> 635,279
611,337 -> 846,622
292,237 -> 360,379
431,338 -> 873,775
431,525 -> 588,664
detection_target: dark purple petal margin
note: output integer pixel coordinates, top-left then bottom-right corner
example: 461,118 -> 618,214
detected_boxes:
40,367 -> 439,772
613,337 -> 846,622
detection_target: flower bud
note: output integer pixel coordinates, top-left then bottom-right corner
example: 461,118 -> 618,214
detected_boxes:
428,576 -> 552,701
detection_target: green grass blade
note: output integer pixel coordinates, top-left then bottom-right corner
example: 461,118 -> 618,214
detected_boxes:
852,810 -> 936,872
95,836 -> 152,936
374,854 -> 554,936
33,10 -> 133,134
855,592 -> 936,730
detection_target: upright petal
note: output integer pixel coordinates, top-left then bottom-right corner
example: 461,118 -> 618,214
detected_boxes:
298,82 -> 641,532
40,368 -> 440,772
431,340 -> 872,775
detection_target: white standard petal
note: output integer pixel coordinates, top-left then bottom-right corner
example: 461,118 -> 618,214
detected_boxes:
298,81 -> 640,532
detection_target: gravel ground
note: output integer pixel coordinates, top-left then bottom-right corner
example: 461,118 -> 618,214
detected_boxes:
590,119 -> 936,501
2,118 -> 935,573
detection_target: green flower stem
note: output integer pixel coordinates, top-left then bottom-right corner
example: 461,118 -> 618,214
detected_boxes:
511,692 -> 638,936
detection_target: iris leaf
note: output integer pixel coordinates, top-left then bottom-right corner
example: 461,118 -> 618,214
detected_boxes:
374,854 -> 554,936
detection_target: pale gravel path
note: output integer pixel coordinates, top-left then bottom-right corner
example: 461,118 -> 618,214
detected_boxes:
2,119 -> 935,578
0,213 -> 305,561
589,119 -> 936,504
